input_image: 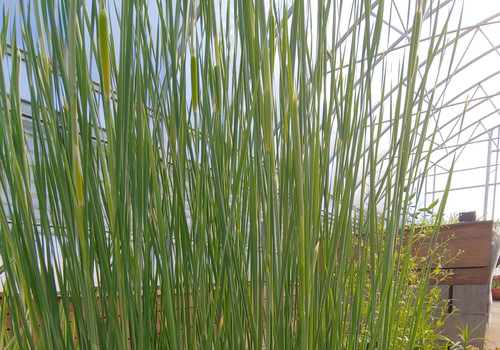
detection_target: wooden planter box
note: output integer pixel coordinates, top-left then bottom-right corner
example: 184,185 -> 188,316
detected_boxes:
412,221 -> 493,349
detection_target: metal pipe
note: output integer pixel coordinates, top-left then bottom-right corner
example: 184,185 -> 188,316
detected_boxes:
492,126 -> 500,220
484,131 -> 492,219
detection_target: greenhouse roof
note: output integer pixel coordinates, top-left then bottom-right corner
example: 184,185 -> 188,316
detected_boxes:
1,0 -> 500,220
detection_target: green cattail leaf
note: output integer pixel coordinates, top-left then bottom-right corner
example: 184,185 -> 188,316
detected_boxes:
75,152 -> 84,207
263,43 -> 273,152
191,54 -> 198,112
99,8 -> 110,100
263,86 -> 273,151
214,63 -> 221,112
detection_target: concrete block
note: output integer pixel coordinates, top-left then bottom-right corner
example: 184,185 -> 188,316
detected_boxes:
439,313 -> 487,349
452,284 -> 489,315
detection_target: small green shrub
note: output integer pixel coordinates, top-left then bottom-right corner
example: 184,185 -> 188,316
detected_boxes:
493,276 -> 500,289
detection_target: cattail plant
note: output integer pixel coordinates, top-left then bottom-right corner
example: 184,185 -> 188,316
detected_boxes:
0,0 -> 461,348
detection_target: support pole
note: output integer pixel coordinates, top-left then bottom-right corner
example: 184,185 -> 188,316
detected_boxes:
491,127 -> 500,220
484,131 -> 492,219
432,165 -> 436,205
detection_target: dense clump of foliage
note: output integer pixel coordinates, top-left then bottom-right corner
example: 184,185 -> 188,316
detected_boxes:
0,0 -> 461,348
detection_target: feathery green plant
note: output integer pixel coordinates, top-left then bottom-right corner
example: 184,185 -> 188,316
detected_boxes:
0,0 -> 461,348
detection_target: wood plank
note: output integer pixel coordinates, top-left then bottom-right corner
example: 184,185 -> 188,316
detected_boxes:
410,221 -> 493,269
429,267 -> 491,285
